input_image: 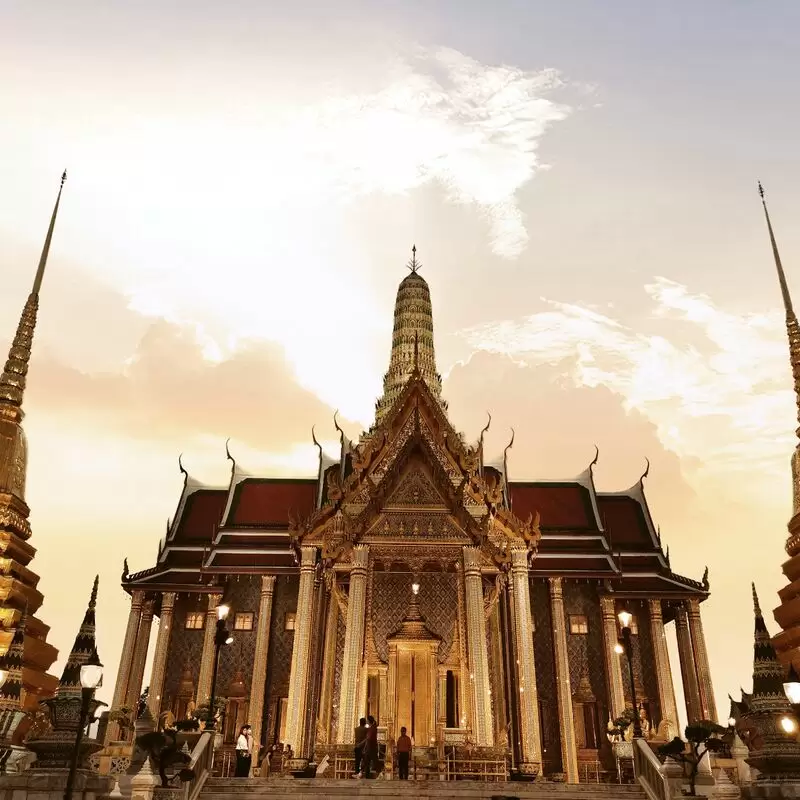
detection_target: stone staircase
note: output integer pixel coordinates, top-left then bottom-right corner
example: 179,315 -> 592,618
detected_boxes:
200,777 -> 649,800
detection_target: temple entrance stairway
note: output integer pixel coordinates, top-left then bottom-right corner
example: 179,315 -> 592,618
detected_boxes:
199,777 -> 649,800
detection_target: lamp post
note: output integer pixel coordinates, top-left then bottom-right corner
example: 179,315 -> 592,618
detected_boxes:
63,649 -> 103,800
617,608 -> 643,739
206,601 -> 233,732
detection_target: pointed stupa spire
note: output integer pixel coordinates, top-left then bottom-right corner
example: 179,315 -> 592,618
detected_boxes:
374,246 -> 446,425
0,607 -> 28,707
57,575 -> 99,699
0,170 -> 67,412
758,185 -> 800,531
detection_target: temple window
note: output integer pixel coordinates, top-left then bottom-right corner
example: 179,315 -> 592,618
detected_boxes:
284,612 -> 296,631
234,612 -> 254,631
568,615 -> 589,635
185,612 -> 205,630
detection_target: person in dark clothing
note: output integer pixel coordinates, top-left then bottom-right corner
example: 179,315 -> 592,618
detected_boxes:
396,726 -> 412,780
363,715 -> 379,778
353,718 -> 368,777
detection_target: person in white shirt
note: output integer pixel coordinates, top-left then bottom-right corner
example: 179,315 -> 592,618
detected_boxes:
235,724 -> 253,777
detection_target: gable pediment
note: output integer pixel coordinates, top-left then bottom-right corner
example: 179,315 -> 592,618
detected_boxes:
383,458 -> 448,510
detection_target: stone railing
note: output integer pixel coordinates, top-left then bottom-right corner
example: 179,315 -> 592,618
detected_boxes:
633,739 -> 670,800
183,732 -> 214,800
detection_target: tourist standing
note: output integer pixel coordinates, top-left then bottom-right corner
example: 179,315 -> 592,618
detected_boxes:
363,715 -> 379,778
235,724 -> 253,777
353,717 -> 368,777
396,726 -> 412,780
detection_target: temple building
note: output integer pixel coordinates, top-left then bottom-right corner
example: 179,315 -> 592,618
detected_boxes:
0,175 -> 65,735
112,249 -> 716,781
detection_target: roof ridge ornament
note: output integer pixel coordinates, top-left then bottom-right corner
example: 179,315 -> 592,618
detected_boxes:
639,457 -> 650,485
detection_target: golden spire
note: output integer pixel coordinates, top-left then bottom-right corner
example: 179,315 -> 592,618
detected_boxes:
759,185 -> 800,528
374,246 -> 447,425
0,170 -> 67,412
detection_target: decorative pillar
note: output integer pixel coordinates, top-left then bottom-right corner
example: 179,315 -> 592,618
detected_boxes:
147,592 -> 176,717
195,593 -> 222,706
549,577 -> 578,783
463,546 -> 493,747
511,548 -> 542,775
125,597 -> 154,709
686,598 -> 717,723
318,588 -> 339,743
284,546 -> 318,758
600,596 -> 626,720
675,605 -> 703,723
336,544 -> 369,744
105,590 -> 145,742
648,598 -> 679,737
249,576 -> 276,754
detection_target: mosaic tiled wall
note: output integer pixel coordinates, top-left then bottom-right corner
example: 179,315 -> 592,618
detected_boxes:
217,576 -> 261,699
263,574 -> 299,744
371,571 -> 457,663
162,593 -> 206,711
563,582 -> 610,714
530,579 -> 562,776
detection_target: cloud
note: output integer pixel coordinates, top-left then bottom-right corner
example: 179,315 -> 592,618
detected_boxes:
27,319 -> 359,459
457,277 -> 794,494
292,48 -> 570,257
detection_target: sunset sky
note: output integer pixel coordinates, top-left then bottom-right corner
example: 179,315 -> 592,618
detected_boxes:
2,1 -> 800,721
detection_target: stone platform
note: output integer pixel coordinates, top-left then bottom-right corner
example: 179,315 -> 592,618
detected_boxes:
201,778 -> 648,800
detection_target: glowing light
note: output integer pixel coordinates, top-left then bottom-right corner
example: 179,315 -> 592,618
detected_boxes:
618,610 -> 633,629
728,717 -> 736,728
217,603 -> 231,621
412,583 -> 420,596
614,643 -> 624,655
784,665 -> 800,704
781,716 -> 798,735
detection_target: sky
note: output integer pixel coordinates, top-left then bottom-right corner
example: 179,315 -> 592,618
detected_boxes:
2,0 -> 800,723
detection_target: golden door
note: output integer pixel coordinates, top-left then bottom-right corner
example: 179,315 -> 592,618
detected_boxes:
393,645 -> 436,745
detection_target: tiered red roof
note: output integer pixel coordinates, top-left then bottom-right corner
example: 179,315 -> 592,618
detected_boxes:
125,464 -> 706,608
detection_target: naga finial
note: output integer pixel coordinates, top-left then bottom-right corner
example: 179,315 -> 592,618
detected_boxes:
701,566 -> 709,591
479,412 -> 492,449
311,425 -> 322,458
122,557 -> 130,581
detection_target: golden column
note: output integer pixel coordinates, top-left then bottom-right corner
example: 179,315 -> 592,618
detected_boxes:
147,592 -> 176,717
196,593 -> 222,705
548,577 -> 578,783
463,546 -> 494,747
105,589 -> 145,742
600,596 -> 625,719
648,599 -> 679,736
285,546 -> 318,756
318,592 -> 340,742
510,548 -> 542,773
336,544 -> 369,744
686,598 -> 717,722
675,605 -> 702,723
125,596 -> 154,709
249,575 -> 276,753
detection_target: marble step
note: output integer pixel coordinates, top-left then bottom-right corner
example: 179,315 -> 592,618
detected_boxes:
201,778 -> 648,800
